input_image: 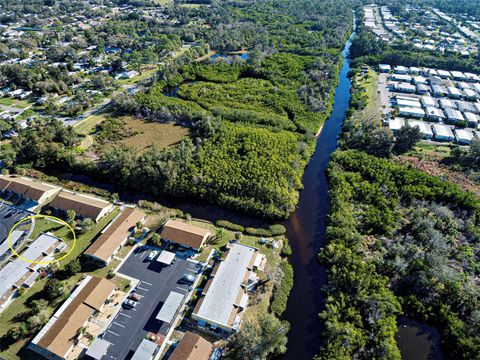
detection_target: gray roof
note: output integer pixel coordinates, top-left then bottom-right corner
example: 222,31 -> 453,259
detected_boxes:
194,243 -> 255,328
156,291 -> 184,323
0,234 -> 59,299
131,339 -> 157,360
85,338 -> 112,360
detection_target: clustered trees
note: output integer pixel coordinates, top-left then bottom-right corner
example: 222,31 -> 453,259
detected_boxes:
319,150 -> 480,359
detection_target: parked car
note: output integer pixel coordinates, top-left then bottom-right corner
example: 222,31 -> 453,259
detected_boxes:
147,250 -> 158,261
128,293 -> 141,302
180,274 -> 195,284
123,299 -> 137,308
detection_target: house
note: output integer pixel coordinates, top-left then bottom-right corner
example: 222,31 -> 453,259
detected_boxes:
444,108 -> 465,123
131,339 -> 158,360
447,86 -> 462,99
390,74 -> 412,82
431,84 -> 448,97
394,65 -> 408,74
416,84 -> 430,94
463,88 -> 477,100
439,98 -> 455,109
192,243 -> 258,333
432,124 -> 455,141
49,190 -> 114,222
421,96 -> 436,108
0,175 -> 61,206
84,208 -> 145,266
396,98 -> 422,108
0,234 -> 63,312
450,71 -> 467,81
413,76 -> 428,84
408,120 -> 433,139
160,220 -> 211,251
393,83 -> 416,93
437,69 -> 452,79
29,276 -> 116,360
425,107 -> 446,122
456,101 -> 476,114
389,118 -> 405,134
463,112 -> 480,127
464,72 -> 480,82
455,129 -> 474,144
170,332 -> 213,360
398,106 -> 425,118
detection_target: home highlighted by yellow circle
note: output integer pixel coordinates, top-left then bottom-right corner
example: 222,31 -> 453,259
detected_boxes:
7,214 -> 76,265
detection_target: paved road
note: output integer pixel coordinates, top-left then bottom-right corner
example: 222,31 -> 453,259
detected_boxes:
102,246 -> 199,360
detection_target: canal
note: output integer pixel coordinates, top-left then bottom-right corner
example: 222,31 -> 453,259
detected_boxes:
281,29 -> 355,359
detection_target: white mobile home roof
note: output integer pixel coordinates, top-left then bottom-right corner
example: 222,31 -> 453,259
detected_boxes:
463,89 -> 477,98
396,98 -> 422,108
194,243 -> 255,328
394,83 -> 416,92
437,70 -> 452,78
156,251 -> 176,265
399,106 -> 425,117
131,339 -> 157,360
426,107 -> 445,119
451,71 -> 466,79
433,124 -> 455,138
439,98 -> 455,108
0,234 -> 58,299
379,64 -> 391,72
447,87 -> 462,97
464,72 -> 480,82
156,291 -> 184,323
85,339 -> 112,360
408,121 -> 433,136
464,112 -> 479,124
394,65 -> 408,73
421,96 -> 436,107
445,108 -> 465,121
455,129 -> 474,142
413,76 -> 428,84
391,74 -> 412,82
389,118 -> 406,132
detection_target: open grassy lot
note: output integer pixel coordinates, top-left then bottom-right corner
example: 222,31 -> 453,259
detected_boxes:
352,68 -> 381,125
119,117 -> 190,152
73,112 -> 110,135
0,98 -> 33,109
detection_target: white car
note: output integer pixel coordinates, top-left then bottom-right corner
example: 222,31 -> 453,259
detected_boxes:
147,250 -> 158,261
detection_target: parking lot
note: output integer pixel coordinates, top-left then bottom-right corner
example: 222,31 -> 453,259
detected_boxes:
102,245 -> 200,360
0,203 -> 30,243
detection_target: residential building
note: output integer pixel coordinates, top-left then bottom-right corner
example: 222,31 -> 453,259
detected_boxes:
0,175 -> 60,206
192,243 -> 260,333
29,276 -> 116,360
390,74 -> 412,82
421,95 -> 436,108
394,83 -> 416,93
464,112 -> 480,127
408,120 -> 433,139
447,86 -> 462,99
0,234 -> 63,311
131,339 -> 158,360
455,129 -> 474,144
170,332 -> 213,360
451,70 -> 467,81
432,124 -> 455,141
389,118 -> 405,134
398,106 -> 425,118
425,107 -> 446,122
431,84 -> 448,97
160,220 -> 211,251
444,108 -> 465,123
49,190 -> 114,222
84,208 -> 145,266
439,98 -> 455,109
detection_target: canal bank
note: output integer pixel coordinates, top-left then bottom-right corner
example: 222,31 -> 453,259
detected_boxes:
281,29 -> 355,360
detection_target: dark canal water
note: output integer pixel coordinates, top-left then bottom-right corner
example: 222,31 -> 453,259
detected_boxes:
280,30 -> 355,360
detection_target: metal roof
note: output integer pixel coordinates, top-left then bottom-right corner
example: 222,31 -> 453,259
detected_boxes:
131,339 -> 158,360
157,251 -> 176,265
85,338 -> 112,360
156,291 -> 184,323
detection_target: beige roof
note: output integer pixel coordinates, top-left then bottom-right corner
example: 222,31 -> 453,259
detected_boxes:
160,220 -> 211,249
0,175 -> 59,202
170,332 -> 213,360
84,208 -> 145,263
37,277 -> 115,358
49,191 -> 112,220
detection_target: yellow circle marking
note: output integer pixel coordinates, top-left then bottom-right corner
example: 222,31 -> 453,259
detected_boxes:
8,214 -> 76,265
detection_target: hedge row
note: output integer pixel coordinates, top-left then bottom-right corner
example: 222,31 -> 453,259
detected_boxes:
270,260 -> 294,316
215,220 -> 286,237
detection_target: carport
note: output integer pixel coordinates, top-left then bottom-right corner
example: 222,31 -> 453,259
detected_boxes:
157,251 -> 176,266
156,291 -> 184,323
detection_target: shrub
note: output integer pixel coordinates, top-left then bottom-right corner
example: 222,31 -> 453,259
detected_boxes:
281,242 -> 292,257
270,261 -> 294,316
245,227 -> 271,237
215,220 -> 245,232
269,224 -> 287,236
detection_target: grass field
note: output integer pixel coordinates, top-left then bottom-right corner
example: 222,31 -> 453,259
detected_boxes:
0,98 -> 32,109
353,69 -> 382,125
119,117 -> 190,152
73,112 -> 110,135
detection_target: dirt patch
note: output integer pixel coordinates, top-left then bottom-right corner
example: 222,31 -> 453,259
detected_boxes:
395,155 -> 480,196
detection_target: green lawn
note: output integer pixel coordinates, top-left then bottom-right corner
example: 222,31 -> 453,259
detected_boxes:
353,69 -> 381,125
0,98 -> 33,109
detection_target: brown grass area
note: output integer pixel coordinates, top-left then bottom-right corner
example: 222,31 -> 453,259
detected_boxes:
120,117 -> 190,152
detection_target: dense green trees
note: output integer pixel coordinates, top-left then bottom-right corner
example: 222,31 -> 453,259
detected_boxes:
320,150 -> 480,359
